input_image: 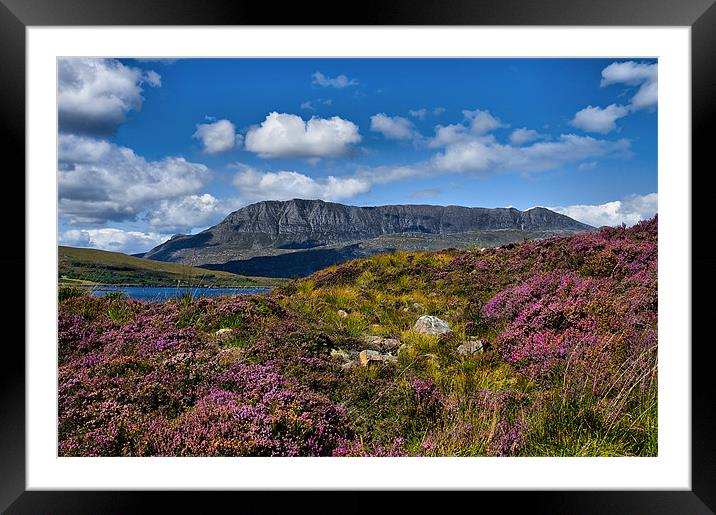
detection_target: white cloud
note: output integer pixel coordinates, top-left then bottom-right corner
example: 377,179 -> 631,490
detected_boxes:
192,119 -> 242,154
570,104 -> 629,134
433,107 -> 446,116
462,109 -> 508,135
144,70 -> 162,87
244,112 -> 361,159
233,166 -> 371,203
630,79 -> 658,110
601,61 -> 657,87
60,228 -> 171,255
370,113 -> 419,141
59,134 -> 210,224
601,61 -> 658,110
509,128 -> 547,145
312,71 -> 358,88
550,192 -> 657,227
431,133 -> 630,174
58,58 -> 160,135
146,194 -> 241,233
578,161 -> 598,171
409,108 -> 428,119
300,101 -> 315,110
428,109 -> 506,148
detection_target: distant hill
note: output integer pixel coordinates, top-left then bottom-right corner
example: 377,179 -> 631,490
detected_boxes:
58,246 -> 282,287
143,199 -> 594,278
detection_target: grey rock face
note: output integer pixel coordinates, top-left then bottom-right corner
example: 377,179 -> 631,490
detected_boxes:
143,199 -> 594,265
413,315 -> 452,336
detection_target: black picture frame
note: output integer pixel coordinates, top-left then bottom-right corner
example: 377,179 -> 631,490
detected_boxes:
2,1 -> 713,512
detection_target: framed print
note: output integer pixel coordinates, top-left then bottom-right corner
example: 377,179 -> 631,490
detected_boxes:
2,0 -> 714,512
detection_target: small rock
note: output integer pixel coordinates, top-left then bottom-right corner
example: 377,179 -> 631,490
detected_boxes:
412,302 -> 424,311
402,307 -> 410,312
363,335 -> 401,352
413,315 -> 452,336
428,292 -> 438,298
215,328 -> 233,337
337,309 -> 348,318
359,349 -> 383,366
380,338 -> 401,351
457,338 -> 486,356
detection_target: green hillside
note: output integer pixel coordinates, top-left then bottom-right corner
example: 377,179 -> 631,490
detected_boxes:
58,246 -> 282,287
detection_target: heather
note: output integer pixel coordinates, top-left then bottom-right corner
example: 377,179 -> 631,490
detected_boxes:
58,216 -> 657,456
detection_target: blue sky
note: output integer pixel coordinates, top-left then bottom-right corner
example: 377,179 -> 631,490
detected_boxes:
58,58 -> 657,254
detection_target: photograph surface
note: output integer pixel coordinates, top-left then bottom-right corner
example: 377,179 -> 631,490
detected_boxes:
57,58 -> 658,457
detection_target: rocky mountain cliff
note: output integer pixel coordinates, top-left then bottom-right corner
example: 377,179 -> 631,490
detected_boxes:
143,199 -> 593,276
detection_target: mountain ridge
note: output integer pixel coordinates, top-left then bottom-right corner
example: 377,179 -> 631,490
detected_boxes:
142,199 -> 594,276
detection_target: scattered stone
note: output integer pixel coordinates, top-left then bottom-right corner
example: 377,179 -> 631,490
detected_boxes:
363,335 -> 401,352
330,349 -> 352,361
358,349 -> 398,367
457,338 -> 487,356
413,315 -> 452,336
412,302 -> 424,311
359,350 -> 383,366
337,309 -> 348,318
402,307 -> 410,312
379,338 -> 401,351
428,292 -> 439,298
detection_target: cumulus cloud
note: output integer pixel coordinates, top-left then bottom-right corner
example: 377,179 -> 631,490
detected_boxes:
146,193 -> 241,233
550,192 -> 657,227
429,109 -> 506,148
244,112 -> 361,159
232,166 -> 371,203
462,109 -> 508,135
601,61 -> 657,109
601,61 -> 657,87
431,133 -> 630,174
509,128 -> 547,145
300,101 -> 315,111
60,228 -> 171,255
312,71 -> 358,88
59,134 -> 210,224
570,104 -> 629,134
192,119 -> 242,154
58,58 -> 160,135
570,61 -> 657,137
370,113 -> 420,141
433,107 -> 446,116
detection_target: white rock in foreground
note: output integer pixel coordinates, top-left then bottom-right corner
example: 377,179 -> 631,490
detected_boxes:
413,315 -> 452,336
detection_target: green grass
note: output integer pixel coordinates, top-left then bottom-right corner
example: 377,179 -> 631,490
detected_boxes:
59,245 -> 284,288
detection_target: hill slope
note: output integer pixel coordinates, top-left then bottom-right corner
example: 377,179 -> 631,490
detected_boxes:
58,246 -> 281,287
58,216 -> 657,457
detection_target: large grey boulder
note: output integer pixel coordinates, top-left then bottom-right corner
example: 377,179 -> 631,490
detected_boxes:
413,315 -> 452,336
